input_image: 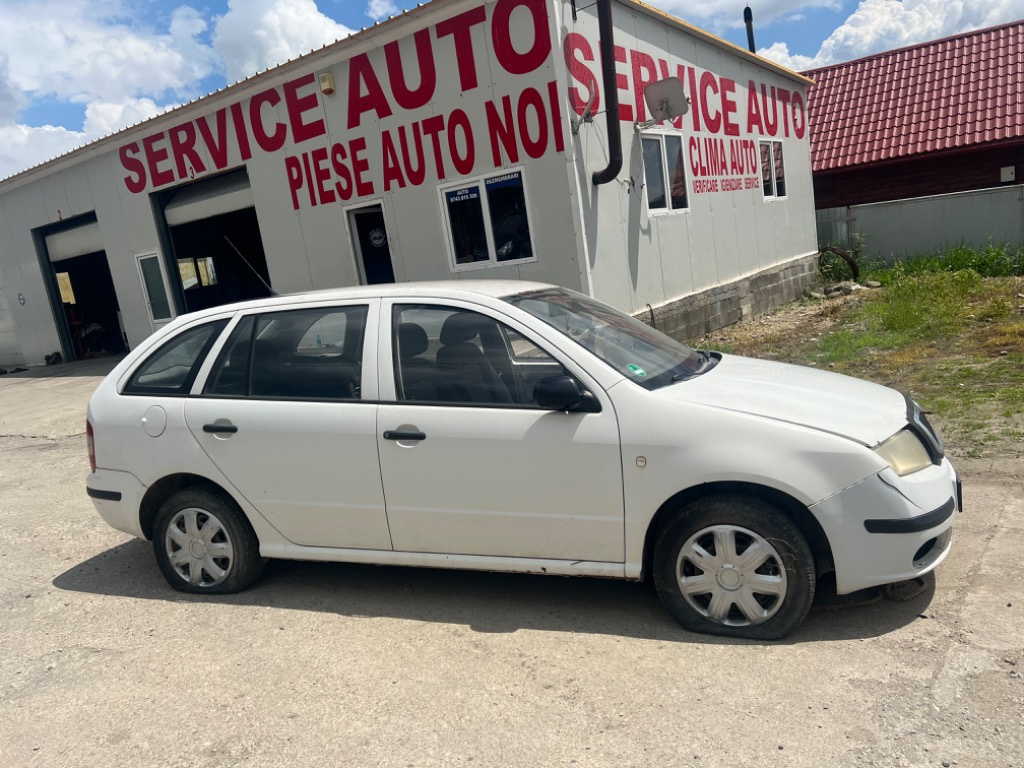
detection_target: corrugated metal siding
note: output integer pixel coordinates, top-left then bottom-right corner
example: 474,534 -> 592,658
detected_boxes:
804,21 -> 1024,172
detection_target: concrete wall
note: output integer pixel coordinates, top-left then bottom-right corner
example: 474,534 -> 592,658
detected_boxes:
823,185 -> 1024,259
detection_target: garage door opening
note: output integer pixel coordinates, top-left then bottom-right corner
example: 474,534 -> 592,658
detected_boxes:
160,169 -> 273,314
36,215 -> 127,362
54,251 -> 128,359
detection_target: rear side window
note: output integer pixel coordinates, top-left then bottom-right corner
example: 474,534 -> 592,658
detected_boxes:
204,306 -> 368,400
124,320 -> 227,396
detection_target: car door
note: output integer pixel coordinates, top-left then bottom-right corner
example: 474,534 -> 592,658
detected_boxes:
184,300 -> 392,550
377,300 -> 624,563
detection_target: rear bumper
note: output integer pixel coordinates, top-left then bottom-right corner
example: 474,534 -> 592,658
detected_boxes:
811,458 -> 959,594
86,468 -> 146,539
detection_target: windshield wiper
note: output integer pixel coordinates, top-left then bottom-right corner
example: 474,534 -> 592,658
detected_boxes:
671,350 -> 715,381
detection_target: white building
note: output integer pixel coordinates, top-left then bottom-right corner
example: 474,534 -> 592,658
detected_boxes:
0,0 -> 817,366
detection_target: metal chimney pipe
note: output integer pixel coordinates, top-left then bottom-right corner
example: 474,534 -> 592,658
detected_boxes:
744,6 -> 756,54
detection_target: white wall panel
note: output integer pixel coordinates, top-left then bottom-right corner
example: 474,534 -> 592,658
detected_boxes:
562,0 -> 817,313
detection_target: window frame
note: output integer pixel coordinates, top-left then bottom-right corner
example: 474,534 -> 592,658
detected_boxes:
760,140 -> 787,200
386,301 -> 588,409
200,304 -> 370,401
438,167 -> 538,272
122,319 -> 228,397
641,130 -> 690,215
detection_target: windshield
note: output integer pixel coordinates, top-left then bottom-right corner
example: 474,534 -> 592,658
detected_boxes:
504,288 -> 709,390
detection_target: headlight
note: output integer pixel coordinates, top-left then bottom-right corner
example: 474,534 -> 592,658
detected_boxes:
874,429 -> 933,476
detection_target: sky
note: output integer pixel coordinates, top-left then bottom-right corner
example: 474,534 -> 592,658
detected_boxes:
0,0 -> 1021,180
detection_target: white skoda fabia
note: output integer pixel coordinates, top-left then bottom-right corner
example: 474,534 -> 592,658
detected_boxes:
86,281 -> 960,639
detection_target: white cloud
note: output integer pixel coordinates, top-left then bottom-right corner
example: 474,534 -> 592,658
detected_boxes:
757,0 -> 1024,69
0,52 -> 25,123
0,1 -> 219,105
652,0 -> 844,34
212,0 -> 355,83
755,42 -> 820,72
367,0 -> 399,21
0,124 -> 87,180
83,98 -> 168,137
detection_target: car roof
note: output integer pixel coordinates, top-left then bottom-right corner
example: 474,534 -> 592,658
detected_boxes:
177,280 -> 560,322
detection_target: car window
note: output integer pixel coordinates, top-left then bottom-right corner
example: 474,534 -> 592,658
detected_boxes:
506,287 -> 709,389
124,320 -> 228,396
204,306 -> 367,399
392,304 -> 566,406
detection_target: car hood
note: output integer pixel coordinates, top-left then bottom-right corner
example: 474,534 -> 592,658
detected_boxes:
657,354 -> 907,446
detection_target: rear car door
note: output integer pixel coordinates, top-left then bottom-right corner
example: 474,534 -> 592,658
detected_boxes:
184,300 -> 392,550
377,300 -> 625,563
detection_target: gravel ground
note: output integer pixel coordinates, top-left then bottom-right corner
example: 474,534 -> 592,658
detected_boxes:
1,359 -> 1022,768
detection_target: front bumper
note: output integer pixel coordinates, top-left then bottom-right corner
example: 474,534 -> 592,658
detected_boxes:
86,468 -> 146,539
810,458 -> 959,594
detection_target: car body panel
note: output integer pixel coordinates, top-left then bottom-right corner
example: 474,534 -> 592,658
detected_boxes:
84,279 -> 960,607
674,354 -> 908,446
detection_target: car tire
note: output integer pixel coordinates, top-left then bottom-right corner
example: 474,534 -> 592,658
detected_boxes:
652,496 -> 815,640
152,486 -> 264,594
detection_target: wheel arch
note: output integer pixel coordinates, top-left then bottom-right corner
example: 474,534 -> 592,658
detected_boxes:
640,482 -> 835,581
139,473 -> 232,540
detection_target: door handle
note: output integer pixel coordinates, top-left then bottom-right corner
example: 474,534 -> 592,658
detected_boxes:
203,423 -> 238,434
383,430 -> 426,441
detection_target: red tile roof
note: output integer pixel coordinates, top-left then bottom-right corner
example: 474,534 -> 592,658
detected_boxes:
803,20 -> 1024,172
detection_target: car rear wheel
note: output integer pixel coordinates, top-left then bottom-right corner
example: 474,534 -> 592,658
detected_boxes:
653,496 -> 815,640
153,486 -> 263,594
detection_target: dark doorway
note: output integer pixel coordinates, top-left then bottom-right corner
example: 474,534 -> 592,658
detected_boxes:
351,208 -> 395,284
53,251 -> 127,359
167,207 -> 273,313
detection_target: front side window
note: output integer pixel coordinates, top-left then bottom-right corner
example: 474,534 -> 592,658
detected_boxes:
642,133 -> 688,212
204,306 -> 367,399
442,169 -> 535,269
125,320 -> 227,395
392,304 -> 565,406
761,140 -> 786,199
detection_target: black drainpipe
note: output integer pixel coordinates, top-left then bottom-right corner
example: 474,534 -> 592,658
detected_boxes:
591,0 -> 622,185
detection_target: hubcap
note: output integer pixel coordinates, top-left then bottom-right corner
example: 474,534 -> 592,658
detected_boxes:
165,507 -> 234,588
676,524 -> 787,627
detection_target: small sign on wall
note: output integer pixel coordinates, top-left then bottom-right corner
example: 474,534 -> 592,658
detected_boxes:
1001,166 -> 1016,183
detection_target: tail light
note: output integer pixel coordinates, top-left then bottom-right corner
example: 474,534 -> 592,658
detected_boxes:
86,419 -> 96,473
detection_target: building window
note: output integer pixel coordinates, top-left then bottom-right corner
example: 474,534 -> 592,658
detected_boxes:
178,256 -> 218,289
441,169 -> 535,270
760,141 -> 787,199
642,133 -> 688,212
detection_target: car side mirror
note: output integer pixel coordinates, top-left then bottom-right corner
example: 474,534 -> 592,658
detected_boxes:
534,376 -> 599,412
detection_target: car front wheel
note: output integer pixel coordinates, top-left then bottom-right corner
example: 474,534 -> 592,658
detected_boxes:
653,496 -> 815,640
153,486 -> 264,594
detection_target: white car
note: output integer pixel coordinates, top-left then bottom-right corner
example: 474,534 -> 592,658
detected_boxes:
86,281 -> 960,639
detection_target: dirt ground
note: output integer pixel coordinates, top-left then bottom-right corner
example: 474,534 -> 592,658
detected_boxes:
1,358 -> 1022,768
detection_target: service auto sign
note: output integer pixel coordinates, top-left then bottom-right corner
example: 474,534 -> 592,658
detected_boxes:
116,0 -> 805,207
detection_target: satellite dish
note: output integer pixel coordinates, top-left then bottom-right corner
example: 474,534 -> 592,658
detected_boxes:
639,77 -> 689,128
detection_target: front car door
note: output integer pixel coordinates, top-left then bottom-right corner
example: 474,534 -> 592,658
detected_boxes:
376,300 -> 624,564
184,300 -> 392,550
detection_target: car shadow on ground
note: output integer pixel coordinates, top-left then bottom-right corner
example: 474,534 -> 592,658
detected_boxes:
53,540 -> 936,645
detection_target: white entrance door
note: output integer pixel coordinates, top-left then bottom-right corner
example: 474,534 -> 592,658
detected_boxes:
135,252 -> 175,333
